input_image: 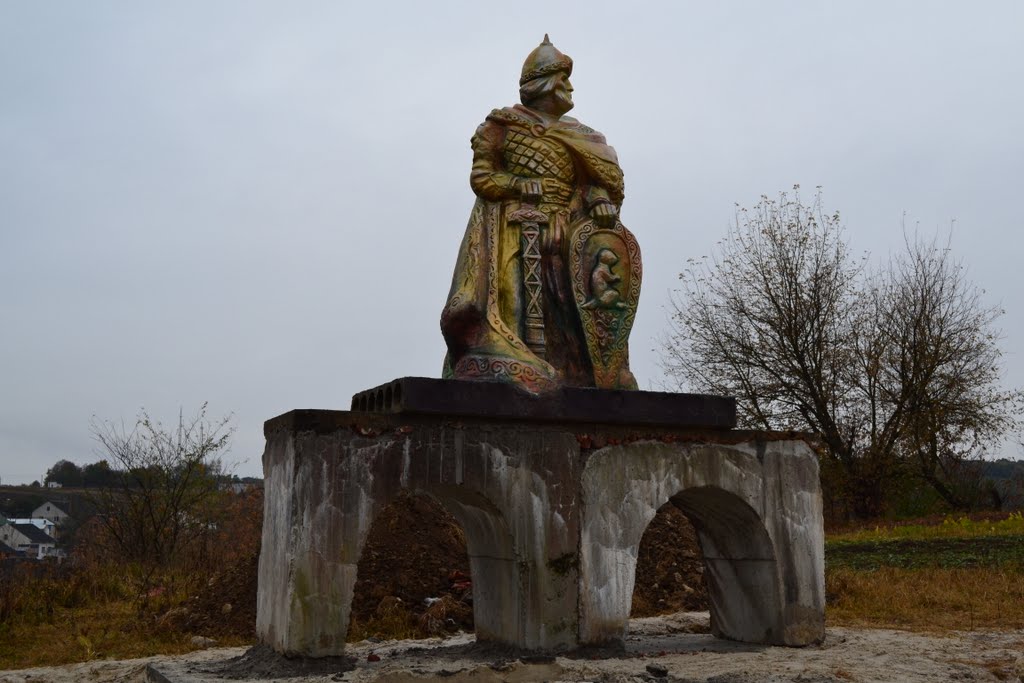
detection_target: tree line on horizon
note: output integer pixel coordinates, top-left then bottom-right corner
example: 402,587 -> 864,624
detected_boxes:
32,458 -> 261,490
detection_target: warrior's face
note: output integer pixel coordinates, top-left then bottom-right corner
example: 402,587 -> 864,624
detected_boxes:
522,70 -> 574,117
551,72 -> 574,113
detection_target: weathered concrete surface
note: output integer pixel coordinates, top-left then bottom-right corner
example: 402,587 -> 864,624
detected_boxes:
579,440 -> 824,646
257,412 -> 580,656
257,408 -> 824,656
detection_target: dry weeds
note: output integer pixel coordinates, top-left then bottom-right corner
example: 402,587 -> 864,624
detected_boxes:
0,599 -> 249,670
826,566 -> 1024,631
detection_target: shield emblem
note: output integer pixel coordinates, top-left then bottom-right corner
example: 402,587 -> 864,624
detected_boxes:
569,218 -> 642,389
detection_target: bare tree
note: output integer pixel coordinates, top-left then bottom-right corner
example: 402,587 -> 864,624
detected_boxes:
866,236 -> 1022,509
86,404 -> 234,585
661,188 -> 1021,519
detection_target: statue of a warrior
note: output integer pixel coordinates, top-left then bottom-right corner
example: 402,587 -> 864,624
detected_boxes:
441,35 -> 641,393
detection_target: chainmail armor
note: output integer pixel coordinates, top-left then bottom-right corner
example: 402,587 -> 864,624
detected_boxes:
503,130 -> 576,188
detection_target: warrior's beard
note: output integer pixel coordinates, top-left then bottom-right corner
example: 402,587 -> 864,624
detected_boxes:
519,74 -> 573,113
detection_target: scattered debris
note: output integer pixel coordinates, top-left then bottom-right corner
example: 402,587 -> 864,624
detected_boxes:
646,662 -> 669,677
190,636 -> 217,649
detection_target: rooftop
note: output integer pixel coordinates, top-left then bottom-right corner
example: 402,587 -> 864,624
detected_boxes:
12,523 -> 55,545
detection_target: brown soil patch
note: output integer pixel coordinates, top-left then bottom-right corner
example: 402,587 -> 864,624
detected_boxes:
349,492 -> 474,636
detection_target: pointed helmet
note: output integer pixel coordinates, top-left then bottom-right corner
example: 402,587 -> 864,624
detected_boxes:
520,34 -> 573,85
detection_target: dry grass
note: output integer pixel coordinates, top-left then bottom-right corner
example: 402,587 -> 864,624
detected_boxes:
0,559 -> 254,671
0,600 -> 251,670
826,566 -> 1024,631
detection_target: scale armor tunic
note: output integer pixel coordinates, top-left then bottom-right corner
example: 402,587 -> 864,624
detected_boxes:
502,131 -> 576,204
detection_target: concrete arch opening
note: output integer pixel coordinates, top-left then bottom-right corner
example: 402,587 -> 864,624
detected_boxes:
423,484 -> 521,644
667,486 -> 782,643
579,441 -> 821,647
626,486 -> 781,643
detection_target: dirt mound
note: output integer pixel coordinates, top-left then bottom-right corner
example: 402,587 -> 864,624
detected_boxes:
350,491 -> 473,633
178,551 -> 260,639
631,502 -> 708,617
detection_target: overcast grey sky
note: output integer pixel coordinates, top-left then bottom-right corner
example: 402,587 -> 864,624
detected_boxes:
2,2 -> 1022,484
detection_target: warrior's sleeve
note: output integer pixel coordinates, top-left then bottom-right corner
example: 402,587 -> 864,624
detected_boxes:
586,186 -> 614,209
469,120 -> 520,201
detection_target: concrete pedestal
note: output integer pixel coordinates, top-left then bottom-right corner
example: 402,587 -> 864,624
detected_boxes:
256,378 -> 825,656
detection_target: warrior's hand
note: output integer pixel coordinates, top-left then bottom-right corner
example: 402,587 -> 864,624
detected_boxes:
519,179 -> 543,205
591,202 -> 617,227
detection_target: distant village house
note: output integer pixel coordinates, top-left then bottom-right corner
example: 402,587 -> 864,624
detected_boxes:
0,500 -> 74,560
0,521 -> 58,560
33,501 -> 70,526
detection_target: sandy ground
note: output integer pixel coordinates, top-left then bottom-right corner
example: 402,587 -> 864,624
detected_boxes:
2,613 -> 1022,683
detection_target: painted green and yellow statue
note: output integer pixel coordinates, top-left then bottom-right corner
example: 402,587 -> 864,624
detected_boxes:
442,35 -> 641,393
